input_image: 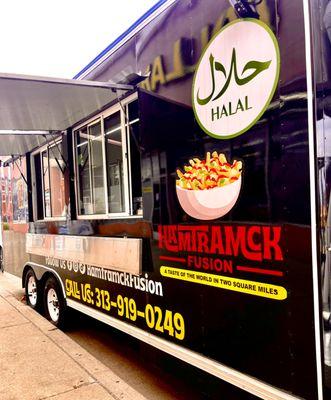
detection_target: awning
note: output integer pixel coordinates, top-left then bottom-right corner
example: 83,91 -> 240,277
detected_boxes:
0,73 -> 133,156
0,131 -> 50,158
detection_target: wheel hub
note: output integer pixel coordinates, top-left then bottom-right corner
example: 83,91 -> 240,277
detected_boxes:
27,276 -> 37,306
47,288 -> 60,322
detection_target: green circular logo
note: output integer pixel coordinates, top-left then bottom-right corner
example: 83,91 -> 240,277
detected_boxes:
192,19 -> 280,139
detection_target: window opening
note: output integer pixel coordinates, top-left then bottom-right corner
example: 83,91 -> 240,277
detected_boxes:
33,141 -> 66,220
48,145 -> 66,217
126,100 -> 143,215
105,111 -> 124,213
75,122 -> 106,215
42,150 -> 51,217
33,153 -> 44,220
76,126 -> 91,215
89,122 -> 106,214
74,95 -> 142,218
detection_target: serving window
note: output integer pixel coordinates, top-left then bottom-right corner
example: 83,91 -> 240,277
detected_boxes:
76,120 -> 106,215
74,94 -> 142,218
32,141 -> 66,220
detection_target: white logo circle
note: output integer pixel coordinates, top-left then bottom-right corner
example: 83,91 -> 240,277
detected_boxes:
192,19 -> 280,139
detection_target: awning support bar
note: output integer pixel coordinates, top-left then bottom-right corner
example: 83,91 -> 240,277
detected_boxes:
46,132 -> 68,175
13,156 -> 28,186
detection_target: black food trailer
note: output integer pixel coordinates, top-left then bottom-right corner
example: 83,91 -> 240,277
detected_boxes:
1,0 -> 331,398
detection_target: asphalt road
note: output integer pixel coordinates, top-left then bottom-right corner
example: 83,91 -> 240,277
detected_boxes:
63,309 -> 256,400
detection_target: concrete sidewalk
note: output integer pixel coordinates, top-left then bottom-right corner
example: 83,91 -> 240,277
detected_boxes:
0,272 -> 147,400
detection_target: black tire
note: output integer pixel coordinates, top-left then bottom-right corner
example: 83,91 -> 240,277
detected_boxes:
25,268 -> 40,310
43,276 -> 66,328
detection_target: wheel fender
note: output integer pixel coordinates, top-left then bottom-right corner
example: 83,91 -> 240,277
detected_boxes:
22,263 -> 66,300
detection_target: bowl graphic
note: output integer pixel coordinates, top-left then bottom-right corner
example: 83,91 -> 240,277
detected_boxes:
176,176 -> 241,220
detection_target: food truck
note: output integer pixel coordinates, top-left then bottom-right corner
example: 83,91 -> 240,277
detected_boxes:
0,0 -> 331,398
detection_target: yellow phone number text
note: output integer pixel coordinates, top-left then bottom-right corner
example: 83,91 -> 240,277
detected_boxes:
65,279 -> 185,340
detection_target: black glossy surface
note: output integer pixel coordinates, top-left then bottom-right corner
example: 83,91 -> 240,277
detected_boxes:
311,0 -> 331,395
26,1 -> 322,399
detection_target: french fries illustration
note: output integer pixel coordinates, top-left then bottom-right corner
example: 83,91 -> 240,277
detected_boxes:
176,151 -> 242,190
175,151 -> 243,220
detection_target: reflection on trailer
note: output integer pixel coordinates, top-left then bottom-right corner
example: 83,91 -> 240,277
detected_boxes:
1,0 -> 331,399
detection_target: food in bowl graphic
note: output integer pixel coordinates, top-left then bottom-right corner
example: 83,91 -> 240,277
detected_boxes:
176,151 -> 242,220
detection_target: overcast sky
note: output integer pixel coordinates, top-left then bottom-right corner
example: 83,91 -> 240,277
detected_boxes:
0,0 -> 159,78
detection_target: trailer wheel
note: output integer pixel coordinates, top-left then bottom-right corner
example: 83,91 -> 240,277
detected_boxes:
25,269 -> 39,309
43,276 -> 66,328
